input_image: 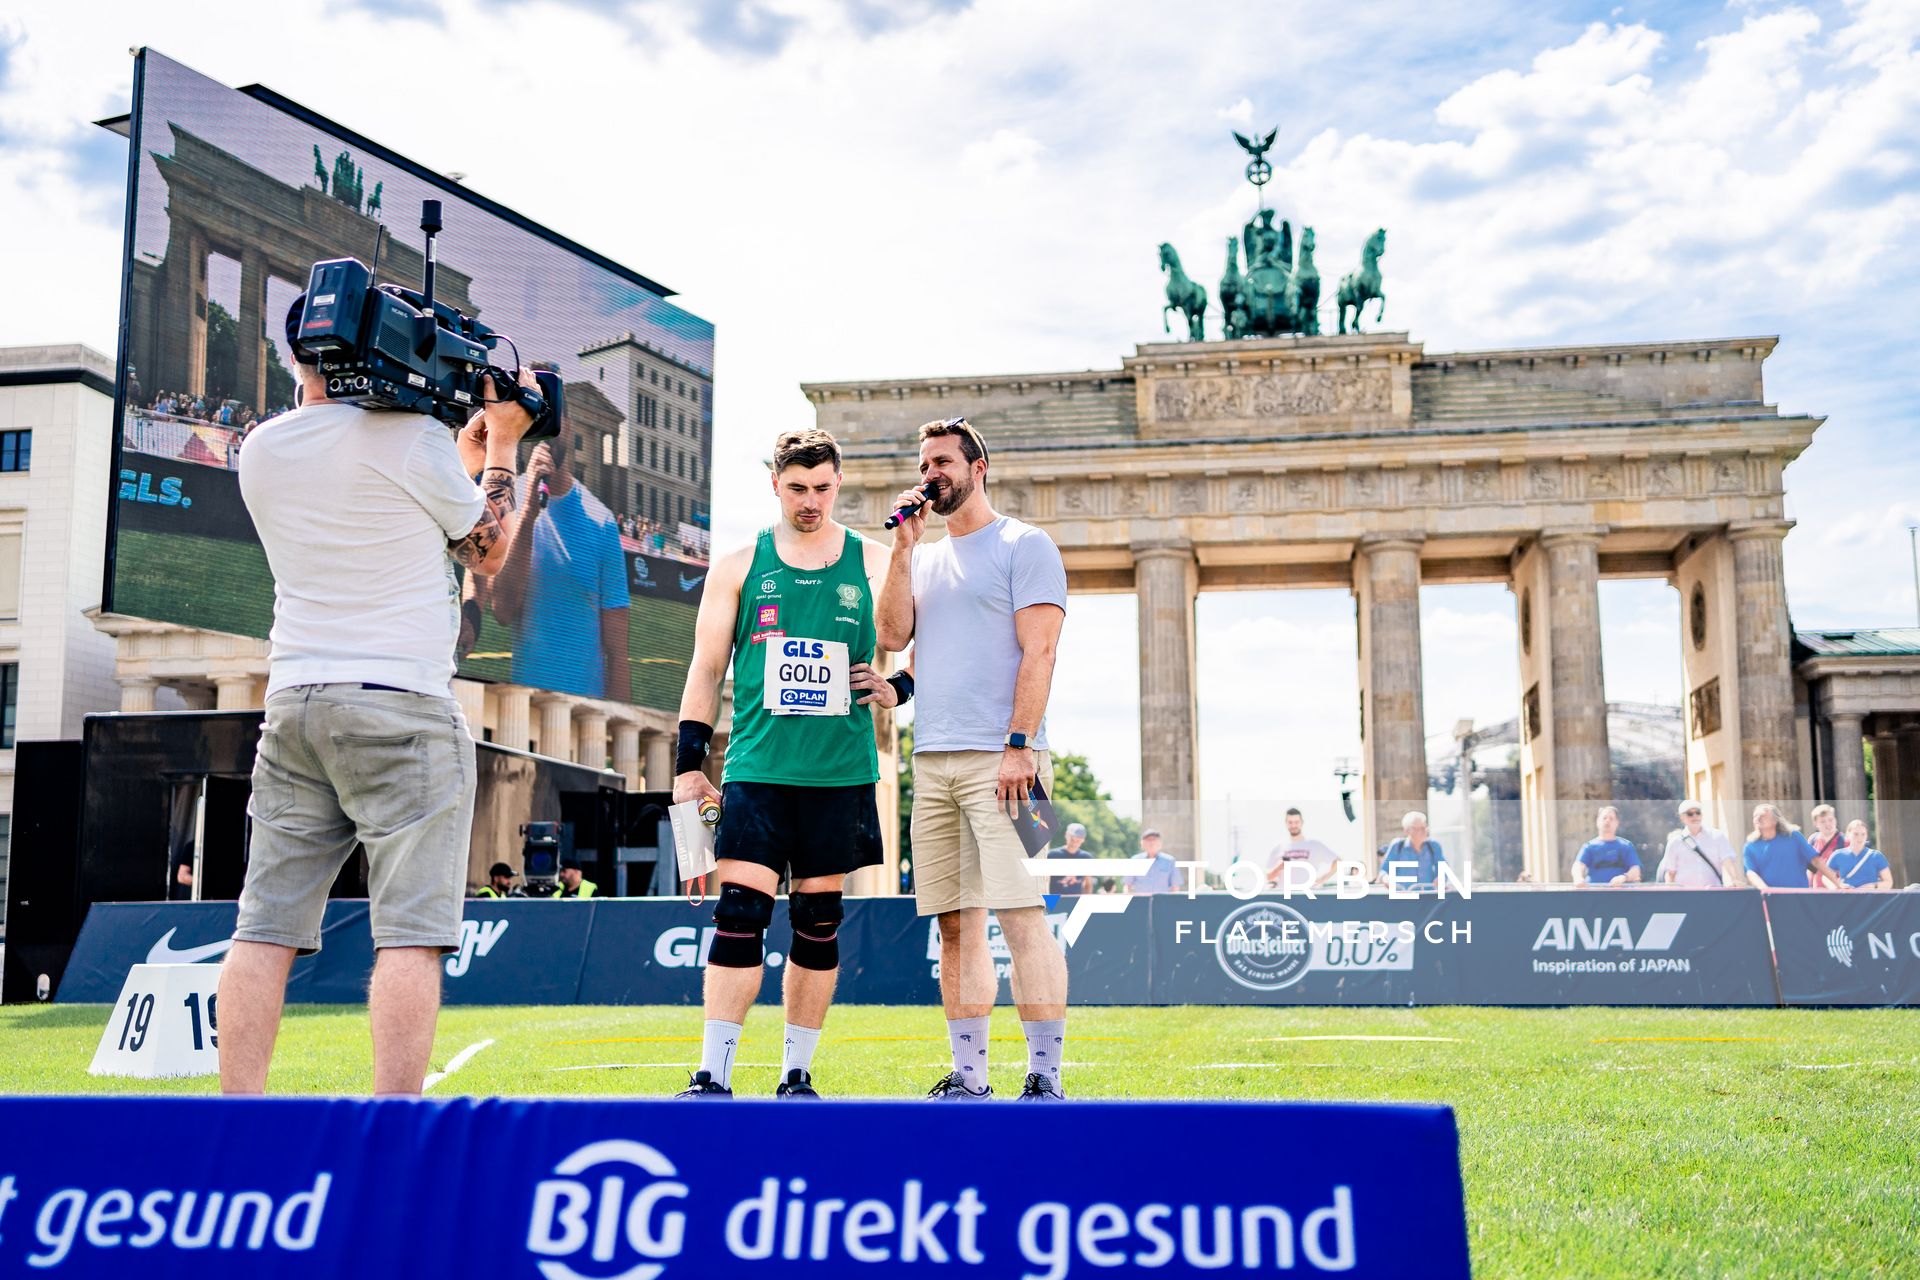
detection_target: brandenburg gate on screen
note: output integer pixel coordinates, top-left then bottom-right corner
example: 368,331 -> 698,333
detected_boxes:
806,332 -> 1820,879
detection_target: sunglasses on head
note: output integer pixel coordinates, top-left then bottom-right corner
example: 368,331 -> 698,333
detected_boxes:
940,416 -> 988,466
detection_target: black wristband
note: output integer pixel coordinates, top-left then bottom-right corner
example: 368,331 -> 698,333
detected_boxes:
886,671 -> 914,704
675,720 -> 713,774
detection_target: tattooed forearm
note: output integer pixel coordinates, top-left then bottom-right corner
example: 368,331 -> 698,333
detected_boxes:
448,466 -> 521,571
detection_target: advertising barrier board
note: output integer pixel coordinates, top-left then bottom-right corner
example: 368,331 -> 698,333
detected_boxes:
0,1095 -> 1471,1279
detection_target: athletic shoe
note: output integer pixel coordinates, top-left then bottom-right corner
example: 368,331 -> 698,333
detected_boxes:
925,1070 -> 993,1100
1017,1072 -> 1066,1101
775,1069 -> 821,1099
675,1070 -> 732,1098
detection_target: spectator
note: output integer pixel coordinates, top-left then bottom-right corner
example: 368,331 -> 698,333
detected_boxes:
1806,804 -> 1845,887
1657,800 -> 1738,886
473,862 -> 524,898
1743,804 -> 1844,890
555,858 -> 598,899
1573,806 -> 1642,886
1827,819 -> 1893,891
1130,829 -> 1179,895
1264,807 -> 1339,889
1377,811 -> 1446,890
1048,822 -> 1097,894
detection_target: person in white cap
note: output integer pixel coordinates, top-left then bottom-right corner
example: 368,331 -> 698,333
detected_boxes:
1656,800 -> 1738,886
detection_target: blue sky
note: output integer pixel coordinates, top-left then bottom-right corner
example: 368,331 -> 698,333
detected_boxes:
1,0 -> 1915,862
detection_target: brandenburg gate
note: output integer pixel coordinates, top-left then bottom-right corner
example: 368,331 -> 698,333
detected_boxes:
807,331 -> 1820,878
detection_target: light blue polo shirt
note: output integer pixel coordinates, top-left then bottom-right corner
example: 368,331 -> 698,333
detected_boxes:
1134,851 -> 1179,894
1828,846 -> 1890,887
511,480 -> 629,698
1743,830 -> 1819,888
1380,838 -> 1446,888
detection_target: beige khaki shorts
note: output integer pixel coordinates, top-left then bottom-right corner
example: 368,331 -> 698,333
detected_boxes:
910,749 -> 1053,916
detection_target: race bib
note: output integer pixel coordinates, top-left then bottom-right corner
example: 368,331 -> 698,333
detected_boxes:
763,637 -> 850,716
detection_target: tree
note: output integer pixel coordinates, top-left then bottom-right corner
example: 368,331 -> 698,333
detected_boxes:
895,728 -> 1139,862
203,300 -> 239,402
1047,752 -> 1141,858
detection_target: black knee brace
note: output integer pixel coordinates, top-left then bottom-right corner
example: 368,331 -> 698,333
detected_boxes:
786,890 -> 844,971
709,883 -> 775,968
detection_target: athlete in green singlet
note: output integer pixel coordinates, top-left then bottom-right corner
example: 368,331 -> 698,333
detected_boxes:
671,428 -> 903,1099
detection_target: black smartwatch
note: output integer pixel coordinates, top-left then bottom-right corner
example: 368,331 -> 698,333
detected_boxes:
1005,732 -> 1030,750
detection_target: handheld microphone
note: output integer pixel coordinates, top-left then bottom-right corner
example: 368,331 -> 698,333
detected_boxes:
884,477 -> 941,530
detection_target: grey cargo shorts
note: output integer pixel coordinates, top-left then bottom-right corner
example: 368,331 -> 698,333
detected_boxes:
235,683 -> 476,954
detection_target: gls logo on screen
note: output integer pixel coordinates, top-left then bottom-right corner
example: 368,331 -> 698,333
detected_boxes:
118,469 -> 191,507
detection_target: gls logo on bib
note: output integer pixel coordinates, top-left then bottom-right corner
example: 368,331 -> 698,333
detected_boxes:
764,638 -> 849,716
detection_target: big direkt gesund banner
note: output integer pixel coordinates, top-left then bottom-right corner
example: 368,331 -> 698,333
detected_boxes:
0,1096 -> 1470,1279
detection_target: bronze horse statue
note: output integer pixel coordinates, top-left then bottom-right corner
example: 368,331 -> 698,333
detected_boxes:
1159,243 -> 1208,341
1287,228 -> 1321,336
1219,238 -> 1248,340
1337,228 -> 1386,334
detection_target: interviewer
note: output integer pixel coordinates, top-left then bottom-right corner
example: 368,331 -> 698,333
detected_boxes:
217,329 -> 533,1096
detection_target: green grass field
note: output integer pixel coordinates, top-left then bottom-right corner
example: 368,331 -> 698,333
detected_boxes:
2,1003 -> 1913,1277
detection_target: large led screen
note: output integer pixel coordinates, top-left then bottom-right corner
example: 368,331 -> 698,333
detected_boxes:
109,49 -> 714,711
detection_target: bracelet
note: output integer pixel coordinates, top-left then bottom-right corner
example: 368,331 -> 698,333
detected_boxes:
675,720 -> 713,774
886,671 -> 914,704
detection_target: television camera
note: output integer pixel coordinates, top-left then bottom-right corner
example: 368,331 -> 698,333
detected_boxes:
286,199 -> 562,438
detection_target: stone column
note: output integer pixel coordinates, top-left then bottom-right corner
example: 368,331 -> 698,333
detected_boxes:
575,710 -> 609,772
497,687 -> 532,754
1870,727 -> 1902,884
1829,713 -> 1868,826
1728,520 -> 1797,810
120,678 -> 158,713
1134,539 -> 1201,856
612,721 -> 643,788
1895,722 -> 1920,888
451,680 -> 487,741
705,734 -> 729,788
644,731 -> 675,792
1355,536 -> 1427,854
214,675 -> 255,711
1542,529 -> 1611,862
236,249 -> 269,412
534,695 -> 574,762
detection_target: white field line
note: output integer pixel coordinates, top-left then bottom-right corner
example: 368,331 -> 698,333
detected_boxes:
1254,1035 -> 1462,1043
422,1038 -> 495,1092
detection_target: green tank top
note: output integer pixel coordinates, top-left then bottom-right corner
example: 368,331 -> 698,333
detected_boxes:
725,526 -> 879,787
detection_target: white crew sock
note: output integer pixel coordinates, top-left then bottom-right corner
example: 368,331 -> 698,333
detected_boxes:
699,1019 -> 743,1089
947,1015 -> 991,1089
782,1023 -> 822,1079
1023,1018 -> 1066,1088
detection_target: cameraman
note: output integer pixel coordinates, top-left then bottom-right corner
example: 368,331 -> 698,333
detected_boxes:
217,320 -> 534,1096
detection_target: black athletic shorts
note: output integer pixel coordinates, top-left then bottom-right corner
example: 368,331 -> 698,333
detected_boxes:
714,781 -> 883,880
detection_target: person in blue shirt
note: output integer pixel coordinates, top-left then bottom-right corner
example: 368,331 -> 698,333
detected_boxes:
489,410 -> 633,702
1742,804 -> 1845,890
1827,819 -> 1894,890
1572,806 -> 1642,885
1130,829 -> 1180,894
1376,810 -> 1447,890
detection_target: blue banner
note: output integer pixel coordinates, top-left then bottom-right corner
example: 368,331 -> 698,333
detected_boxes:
1766,891 -> 1920,1006
0,1096 -> 1470,1279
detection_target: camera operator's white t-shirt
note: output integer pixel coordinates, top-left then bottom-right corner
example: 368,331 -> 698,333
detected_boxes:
239,402 -> 485,697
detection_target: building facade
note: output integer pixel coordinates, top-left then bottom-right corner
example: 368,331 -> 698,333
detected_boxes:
577,332 -> 713,537
0,346 -> 126,922
807,331 -> 1906,883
